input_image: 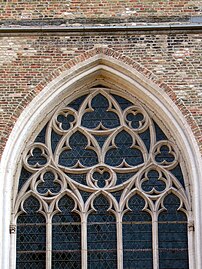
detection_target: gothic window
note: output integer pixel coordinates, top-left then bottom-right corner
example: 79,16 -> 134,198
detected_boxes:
13,87 -> 190,269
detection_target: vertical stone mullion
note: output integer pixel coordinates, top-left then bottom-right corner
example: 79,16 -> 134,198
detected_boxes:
117,213 -> 123,269
46,214 -> 52,269
81,213 -> 88,269
152,212 -> 159,269
9,224 -> 17,269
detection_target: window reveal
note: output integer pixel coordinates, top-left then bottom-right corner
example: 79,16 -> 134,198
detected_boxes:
14,88 -> 190,269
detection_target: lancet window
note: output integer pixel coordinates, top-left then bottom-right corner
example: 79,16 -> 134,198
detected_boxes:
12,87 -> 191,269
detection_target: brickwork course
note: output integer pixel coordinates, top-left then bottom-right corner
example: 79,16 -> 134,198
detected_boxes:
0,0 -> 202,158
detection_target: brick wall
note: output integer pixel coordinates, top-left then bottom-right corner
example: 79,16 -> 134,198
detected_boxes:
0,1 -> 202,158
0,32 -> 202,157
0,0 -> 201,24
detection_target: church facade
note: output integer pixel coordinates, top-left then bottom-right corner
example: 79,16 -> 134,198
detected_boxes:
0,1 -> 202,269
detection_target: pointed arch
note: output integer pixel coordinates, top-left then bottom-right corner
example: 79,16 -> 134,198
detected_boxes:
0,53 -> 202,269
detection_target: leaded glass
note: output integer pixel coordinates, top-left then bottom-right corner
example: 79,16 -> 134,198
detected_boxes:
16,196 -> 46,269
52,196 -> 81,269
105,130 -> 144,166
123,195 -> 153,269
59,131 -> 98,167
14,87 -> 190,269
87,195 -> 117,269
81,94 -> 120,129
159,194 -> 189,269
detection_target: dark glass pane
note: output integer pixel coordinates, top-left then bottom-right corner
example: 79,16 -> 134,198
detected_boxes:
92,170 -> 110,188
16,253 -> 46,269
65,173 -> 87,185
68,94 -> 87,111
111,94 -> 133,110
154,121 -> 167,141
159,194 -> 189,269
93,135 -> 108,147
51,130 -> 62,153
16,196 -> 46,269
123,195 -> 153,269
105,131 -> 144,166
82,94 -> 120,129
139,128 -> 151,152
52,196 -> 81,269
111,190 -> 122,202
34,124 -> 47,143
27,148 -> 47,166
59,131 -> 98,167
170,164 -> 185,188
116,172 -> 136,185
126,112 -> 144,129
18,167 -> 33,191
37,171 -> 61,194
141,170 -> 166,192
88,195 -> 117,269
79,190 -> 91,203
155,145 -> 175,163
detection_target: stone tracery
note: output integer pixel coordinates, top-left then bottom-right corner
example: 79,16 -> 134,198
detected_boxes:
14,87 -> 190,269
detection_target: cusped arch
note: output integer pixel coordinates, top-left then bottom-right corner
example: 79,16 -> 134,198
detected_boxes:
0,54 -> 202,269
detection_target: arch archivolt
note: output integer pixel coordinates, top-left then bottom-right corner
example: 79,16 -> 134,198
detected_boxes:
0,54 -> 201,269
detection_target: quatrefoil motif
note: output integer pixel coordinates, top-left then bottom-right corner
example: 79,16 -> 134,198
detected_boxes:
141,169 -> 167,194
152,141 -> 178,169
36,171 -> 61,196
24,144 -> 50,171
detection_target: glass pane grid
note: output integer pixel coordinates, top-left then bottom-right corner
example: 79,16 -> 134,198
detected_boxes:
16,91 -> 189,269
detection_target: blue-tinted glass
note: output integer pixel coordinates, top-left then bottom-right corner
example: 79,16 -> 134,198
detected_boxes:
51,130 -> 62,153
59,131 -> 98,167
68,94 -> 87,111
93,135 -> 108,147
88,195 -> 117,269
155,145 -> 175,163
65,173 -> 87,185
57,114 -> 75,131
159,194 -> 189,269
116,172 -> 136,185
37,171 -> 61,194
170,164 -> 185,188
16,196 -> 46,269
111,190 -> 122,202
27,148 -> 47,166
139,128 -> 151,152
141,170 -> 166,192
111,94 -> 133,110
79,190 -> 91,203
126,112 -> 144,129
123,195 -> 152,269
154,121 -> 168,141
34,124 -> 47,143
105,131 -> 144,166
52,196 -> 81,269
18,167 -> 33,191
82,94 -> 120,129
93,171 -> 110,188
16,253 -> 46,269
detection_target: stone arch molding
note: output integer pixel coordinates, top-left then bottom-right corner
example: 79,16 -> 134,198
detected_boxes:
0,54 -> 202,269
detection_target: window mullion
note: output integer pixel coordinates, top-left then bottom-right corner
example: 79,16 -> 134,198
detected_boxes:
9,224 -> 17,269
81,213 -> 87,269
152,212 -> 159,269
117,213 -> 123,269
46,213 -> 52,269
